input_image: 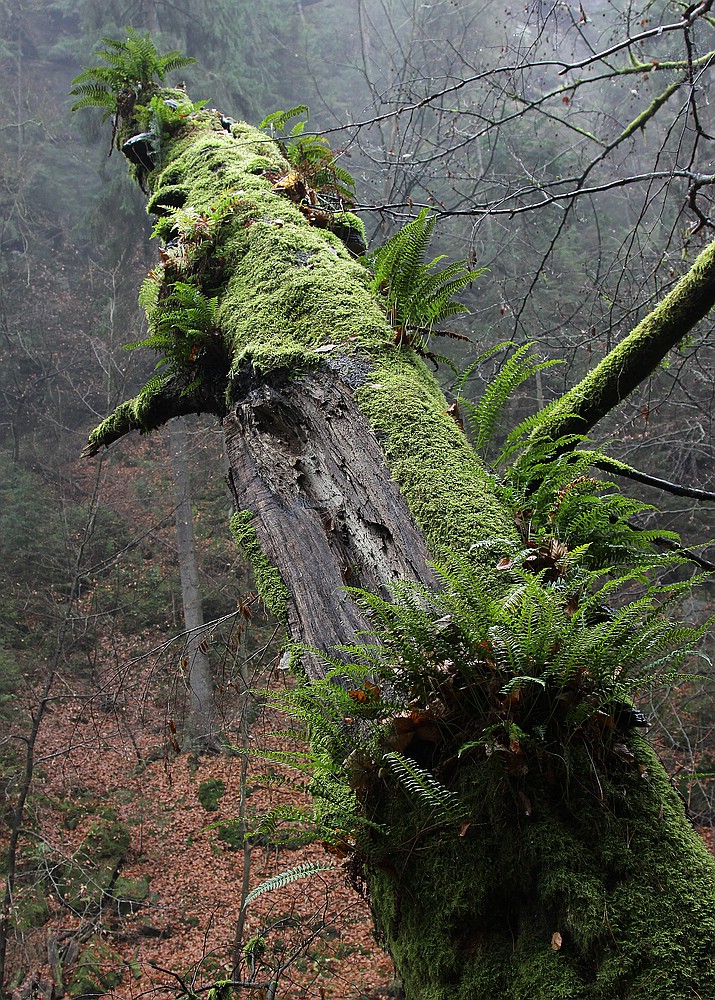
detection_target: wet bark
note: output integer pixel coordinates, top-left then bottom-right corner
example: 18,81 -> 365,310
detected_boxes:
223,365 -> 438,669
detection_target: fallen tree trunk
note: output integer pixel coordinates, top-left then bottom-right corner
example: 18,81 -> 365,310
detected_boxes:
80,69 -> 715,999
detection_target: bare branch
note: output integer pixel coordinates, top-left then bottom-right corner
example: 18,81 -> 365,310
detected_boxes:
594,457 -> 715,502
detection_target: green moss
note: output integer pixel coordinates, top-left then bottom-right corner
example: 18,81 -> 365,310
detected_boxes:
144,102 -> 514,567
366,736 -> 715,999
112,875 -> 150,914
221,219 -> 388,379
85,94 -> 514,578
336,211 -> 366,243
229,510 -> 289,622
68,935 -> 123,997
197,776 -> 226,811
84,398 -> 146,451
357,349 -> 518,561
61,817 -> 131,912
13,886 -> 50,930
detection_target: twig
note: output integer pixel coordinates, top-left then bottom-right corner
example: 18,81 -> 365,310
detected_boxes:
595,460 -> 715,502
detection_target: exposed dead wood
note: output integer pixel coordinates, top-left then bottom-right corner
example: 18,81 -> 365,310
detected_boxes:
223,365 -> 437,674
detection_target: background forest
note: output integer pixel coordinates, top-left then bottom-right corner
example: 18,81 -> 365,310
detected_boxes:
1,0 -> 714,997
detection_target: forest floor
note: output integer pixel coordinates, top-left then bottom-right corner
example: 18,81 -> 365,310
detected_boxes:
8,659 -> 714,1000
5,645 -> 397,1000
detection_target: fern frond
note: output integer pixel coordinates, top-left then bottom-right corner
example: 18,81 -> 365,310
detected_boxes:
228,746 -> 318,774
70,29 -> 194,126
457,343 -> 563,457
365,209 -> 483,342
157,52 -> 196,77
382,752 -> 466,821
259,105 -> 310,132
243,860 -> 335,908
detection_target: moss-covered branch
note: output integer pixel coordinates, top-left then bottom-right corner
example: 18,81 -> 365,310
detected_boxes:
530,238 -> 715,447
80,374 -> 226,456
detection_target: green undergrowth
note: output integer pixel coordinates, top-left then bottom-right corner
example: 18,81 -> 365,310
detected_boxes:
197,776 -> 226,811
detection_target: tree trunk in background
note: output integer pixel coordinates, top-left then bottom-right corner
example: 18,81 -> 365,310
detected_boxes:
168,417 -> 218,749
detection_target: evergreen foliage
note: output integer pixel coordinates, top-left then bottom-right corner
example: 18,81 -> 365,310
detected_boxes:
454,342 -> 562,455
259,105 -> 356,207
133,93 -> 208,166
129,279 -> 220,378
243,860 -> 335,907
452,343 -> 683,571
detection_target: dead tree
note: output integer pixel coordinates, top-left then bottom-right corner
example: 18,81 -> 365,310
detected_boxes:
75,50 -> 715,998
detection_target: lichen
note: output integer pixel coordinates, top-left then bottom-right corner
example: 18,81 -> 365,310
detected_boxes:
229,510 -> 289,622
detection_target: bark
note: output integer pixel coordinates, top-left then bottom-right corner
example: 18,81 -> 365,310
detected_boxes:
168,417 -> 218,748
80,86 -> 715,999
223,366 -> 439,665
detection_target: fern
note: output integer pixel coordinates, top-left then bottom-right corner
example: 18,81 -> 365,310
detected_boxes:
130,94 -> 207,165
70,28 -> 194,125
127,280 -> 220,386
382,752 -> 467,822
364,209 -> 485,350
452,343 -> 686,572
241,534 -> 710,877
455,342 -> 562,456
243,860 -> 336,907
212,805 -> 317,850
259,105 -> 355,206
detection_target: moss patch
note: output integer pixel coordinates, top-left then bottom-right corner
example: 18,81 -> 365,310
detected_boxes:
68,935 -> 124,997
197,776 -> 226,811
367,736 -> 715,999
60,817 -> 131,912
13,886 -> 50,930
229,510 -> 289,622
356,349 -> 517,562
112,875 -> 151,915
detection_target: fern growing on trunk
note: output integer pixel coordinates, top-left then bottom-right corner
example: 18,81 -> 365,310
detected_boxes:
364,208 -> 485,353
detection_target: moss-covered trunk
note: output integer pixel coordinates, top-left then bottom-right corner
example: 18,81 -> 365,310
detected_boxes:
83,85 -> 715,999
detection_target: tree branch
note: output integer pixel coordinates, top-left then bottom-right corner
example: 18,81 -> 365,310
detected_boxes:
594,457 -> 715,502
80,375 -> 225,456
557,3 -> 714,76
529,239 -> 715,445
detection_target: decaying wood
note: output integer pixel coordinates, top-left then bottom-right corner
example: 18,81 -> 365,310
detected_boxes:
223,364 -> 437,673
